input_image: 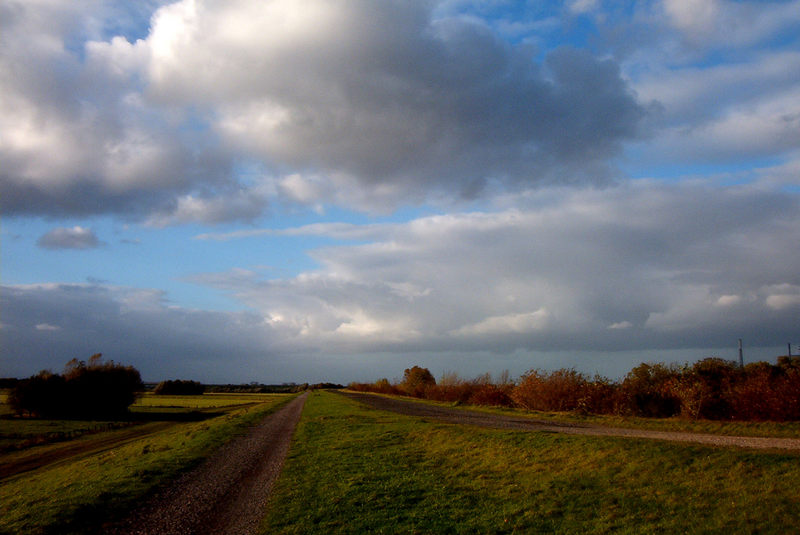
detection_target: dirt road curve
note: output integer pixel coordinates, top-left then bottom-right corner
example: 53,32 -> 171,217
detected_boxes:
107,393 -> 307,535
340,391 -> 800,451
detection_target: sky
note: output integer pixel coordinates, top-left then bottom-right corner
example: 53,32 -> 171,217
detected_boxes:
2,0 -> 799,384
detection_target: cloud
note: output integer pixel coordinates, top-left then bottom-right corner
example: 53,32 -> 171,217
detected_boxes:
764,285 -> 800,311
4,182 -> 798,381
0,1 -> 235,221
608,321 -> 633,330
568,0 -> 600,15
662,0 -> 800,49
37,226 -> 104,249
144,189 -> 270,227
633,51 -> 800,127
1,0 -> 649,220
633,85 -> 800,166
452,309 -> 552,336
193,181 -> 800,355
621,14 -> 800,170
0,282 -> 282,382
193,5 -> 647,201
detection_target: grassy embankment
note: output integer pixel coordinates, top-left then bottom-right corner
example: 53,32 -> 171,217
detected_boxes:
0,391 -> 295,534
261,390 -> 800,534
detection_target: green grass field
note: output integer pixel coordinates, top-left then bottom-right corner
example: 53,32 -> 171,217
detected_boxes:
0,393 -> 294,535
261,391 -> 800,534
3,389 -> 800,534
0,391 -> 278,453
132,391 -> 274,410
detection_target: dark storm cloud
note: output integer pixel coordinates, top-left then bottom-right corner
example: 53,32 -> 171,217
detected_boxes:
0,283 -> 288,383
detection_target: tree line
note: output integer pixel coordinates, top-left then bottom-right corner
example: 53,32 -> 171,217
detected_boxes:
6,357 -> 344,418
348,357 -> 800,421
8,354 -> 143,419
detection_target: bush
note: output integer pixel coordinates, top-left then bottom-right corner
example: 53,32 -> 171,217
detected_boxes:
511,369 -> 590,412
9,354 -> 143,419
468,383 -> 514,407
401,366 -> 436,398
730,360 -> 800,421
620,363 -> 681,417
154,379 -> 205,395
348,378 -> 402,395
351,357 -> 800,421
672,358 -> 740,420
581,375 -> 620,415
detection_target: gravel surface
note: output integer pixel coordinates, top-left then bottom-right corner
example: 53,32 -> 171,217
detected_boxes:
107,393 -> 307,535
340,391 -> 800,451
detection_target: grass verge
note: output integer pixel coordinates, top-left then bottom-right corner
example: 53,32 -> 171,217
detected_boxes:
0,393 -> 295,535
261,390 -> 800,534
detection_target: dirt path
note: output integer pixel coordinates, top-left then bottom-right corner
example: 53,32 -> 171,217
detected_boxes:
107,392 -> 308,535
0,421 -> 177,480
340,391 -> 800,451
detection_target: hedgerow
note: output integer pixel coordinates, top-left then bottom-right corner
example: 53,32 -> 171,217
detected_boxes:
349,356 -> 800,421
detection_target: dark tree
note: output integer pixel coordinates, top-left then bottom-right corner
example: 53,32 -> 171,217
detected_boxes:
7,371 -> 66,417
154,379 -> 205,395
9,354 -> 143,418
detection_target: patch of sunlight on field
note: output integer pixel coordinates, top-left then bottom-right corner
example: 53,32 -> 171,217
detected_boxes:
0,390 -> 12,417
133,392 -> 285,410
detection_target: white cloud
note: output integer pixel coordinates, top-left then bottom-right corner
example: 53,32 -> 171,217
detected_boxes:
627,49 -> 800,167
0,1 -> 233,219
662,0 -> 800,48
453,309 -> 551,336
632,51 -> 800,124
144,189 -> 269,227
715,295 -> 742,307
608,321 -> 633,330
764,285 -> 800,311
568,0 -> 600,15
662,0 -> 720,38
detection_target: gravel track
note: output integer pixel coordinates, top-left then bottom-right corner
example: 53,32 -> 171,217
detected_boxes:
107,392 -> 307,535
340,391 -> 800,451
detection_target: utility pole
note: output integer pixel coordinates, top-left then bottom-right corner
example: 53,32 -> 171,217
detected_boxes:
738,338 -> 744,368
790,343 -> 793,359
